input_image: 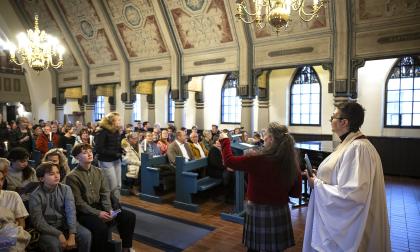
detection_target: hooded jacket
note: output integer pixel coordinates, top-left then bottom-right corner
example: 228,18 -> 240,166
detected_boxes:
94,117 -> 122,162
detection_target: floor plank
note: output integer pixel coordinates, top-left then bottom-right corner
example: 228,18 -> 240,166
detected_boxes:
117,176 -> 420,251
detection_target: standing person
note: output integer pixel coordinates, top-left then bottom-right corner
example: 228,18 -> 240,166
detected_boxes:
219,122 -> 302,252
65,143 -> 136,252
94,112 -> 123,200
9,117 -> 33,154
29,162 -> 91,252
303,102 -> 390,252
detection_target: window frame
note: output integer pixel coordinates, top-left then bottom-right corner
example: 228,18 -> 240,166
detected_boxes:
384,56 -> 420,129
94,95 -> 105,121
133,94 -> 141,122
168,90 -> 175,123
289,66 -> 322,127
221,74 -> 241,124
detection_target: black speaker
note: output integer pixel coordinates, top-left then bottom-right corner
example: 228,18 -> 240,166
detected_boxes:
52,97 -> 57,105
82,95 -> 88,103
108,96 -> 115,105
121,92 -> 127,102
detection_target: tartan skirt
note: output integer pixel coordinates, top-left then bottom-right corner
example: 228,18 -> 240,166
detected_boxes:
243,201 -> 295,252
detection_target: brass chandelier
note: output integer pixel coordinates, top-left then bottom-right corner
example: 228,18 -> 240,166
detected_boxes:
9,15 -> 64,72
235,0 -> 326,34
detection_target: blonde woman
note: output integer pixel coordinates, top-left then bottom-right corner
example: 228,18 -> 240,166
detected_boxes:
94,112 -> 123,200
42,148 -> 71,182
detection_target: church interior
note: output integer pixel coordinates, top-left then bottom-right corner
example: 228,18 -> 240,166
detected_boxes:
0,0 -> 419,251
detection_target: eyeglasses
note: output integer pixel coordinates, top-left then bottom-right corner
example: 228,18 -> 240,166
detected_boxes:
329,116 -> 345,122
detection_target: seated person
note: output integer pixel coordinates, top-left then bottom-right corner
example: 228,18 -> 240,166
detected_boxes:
29,162 -> 91,252
6,147 -> 38,201
139,132 -> 161,156
65,143 -> 136,252
167,130 -> 194,166
36,125 -> 60,157
157,129 -> 170,155
42,148 -> 71,182
0,158 -> 9,189
122,132 -> 140,195
188,132 -> 208,159
0,169 -> 31,251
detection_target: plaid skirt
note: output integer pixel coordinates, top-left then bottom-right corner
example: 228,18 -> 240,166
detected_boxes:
243,201 -> 295,252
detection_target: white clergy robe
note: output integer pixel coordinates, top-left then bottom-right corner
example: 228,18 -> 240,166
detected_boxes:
303,131 -> 391,252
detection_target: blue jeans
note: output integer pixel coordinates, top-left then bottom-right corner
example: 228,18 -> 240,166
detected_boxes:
99,159 -> 122,200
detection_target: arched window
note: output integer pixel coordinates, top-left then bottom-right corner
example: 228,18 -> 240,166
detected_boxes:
221,74 -> 241,124
290,66 -> 321,125
133,94 -> 141,122
94,96 -> 105,121
168,90 -> 175,123
385,56 -> 420,127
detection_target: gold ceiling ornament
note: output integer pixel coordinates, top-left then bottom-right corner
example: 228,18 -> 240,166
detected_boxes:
8,15 -> 65,72
235,0 -> 326,34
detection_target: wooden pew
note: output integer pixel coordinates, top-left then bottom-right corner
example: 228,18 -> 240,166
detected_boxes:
139,153 -> 171,203
173,156 -> 222,212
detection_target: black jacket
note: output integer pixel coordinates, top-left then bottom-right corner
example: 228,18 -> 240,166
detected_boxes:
94,126 -> 122,162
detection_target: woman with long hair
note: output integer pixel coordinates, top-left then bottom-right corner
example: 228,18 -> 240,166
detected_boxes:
94,112 -> 123,200
219,122 -> 302,252
42,148 -> 71,181
157,129 -> 170,155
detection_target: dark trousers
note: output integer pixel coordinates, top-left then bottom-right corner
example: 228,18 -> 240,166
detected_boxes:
78,209 -> 136,252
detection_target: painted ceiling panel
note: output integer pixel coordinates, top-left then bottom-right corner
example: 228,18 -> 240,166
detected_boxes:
356,0 -> 420,23
20,0 -> 79,72
106,0 -> 168,59
166,0 -> 235,50
58,0 -> 117,65
244,0 -> 329,39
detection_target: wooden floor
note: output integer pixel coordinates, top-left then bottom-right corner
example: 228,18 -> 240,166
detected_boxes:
118,176 -> 420,252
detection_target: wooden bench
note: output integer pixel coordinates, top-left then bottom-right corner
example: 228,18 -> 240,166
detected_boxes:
139,153 -> 172,203
173,156 -> 222,212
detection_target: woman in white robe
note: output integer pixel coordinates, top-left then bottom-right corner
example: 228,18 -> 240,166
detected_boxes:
303,102 -> 390,252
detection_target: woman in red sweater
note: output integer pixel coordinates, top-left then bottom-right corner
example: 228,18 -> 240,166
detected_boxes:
220,122 -> 302,252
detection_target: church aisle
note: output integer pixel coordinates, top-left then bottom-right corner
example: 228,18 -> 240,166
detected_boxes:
120,176 -> 420,252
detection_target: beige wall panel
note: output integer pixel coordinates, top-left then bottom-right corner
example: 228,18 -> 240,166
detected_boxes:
129,58 -> 171,80
355,24 -> 420,58
89,65 -> 120,84
254,36 -> 332,69
183,49 -> 238,76
58,71 -> 82,87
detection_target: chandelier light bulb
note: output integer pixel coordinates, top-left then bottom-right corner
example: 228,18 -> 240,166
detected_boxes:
236,0 -> 325,34
8,14 -> 64,72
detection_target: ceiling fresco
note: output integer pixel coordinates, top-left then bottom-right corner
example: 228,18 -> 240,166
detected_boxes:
166,0 -> 234,50
106,0 -> 168,59
20,0 -> 79,72
57,0 -> 117,65
357,0 -> 420,22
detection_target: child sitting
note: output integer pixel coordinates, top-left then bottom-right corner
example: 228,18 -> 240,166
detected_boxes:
29,162 -> 91,252
0,167 -> 31,251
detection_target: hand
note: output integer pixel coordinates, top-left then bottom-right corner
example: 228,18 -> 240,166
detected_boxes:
227,167 -> 234,172
98,211 -> 112,222
308,174 -> 317,189
219,132 -> 228,139
58,233 -> 67,249
66,234 -> 76,250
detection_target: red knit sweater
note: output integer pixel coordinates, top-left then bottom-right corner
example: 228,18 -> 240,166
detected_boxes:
220,138 -> 302,205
